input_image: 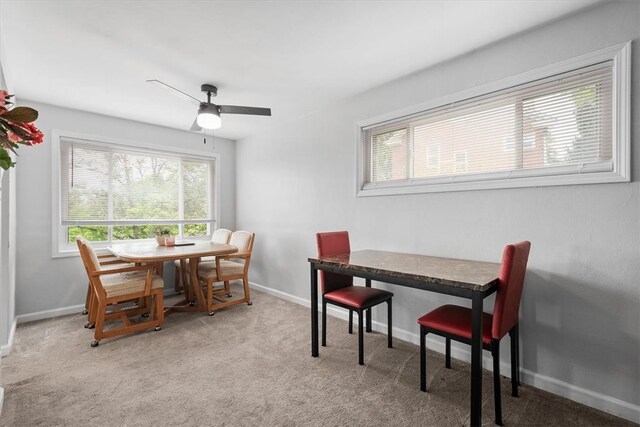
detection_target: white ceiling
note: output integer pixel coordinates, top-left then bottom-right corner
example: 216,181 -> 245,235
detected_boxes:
0,0 -> 599,141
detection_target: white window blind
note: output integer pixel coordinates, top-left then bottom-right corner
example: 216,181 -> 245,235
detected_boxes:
59,137 -> 215,243
365,63 -> 613,187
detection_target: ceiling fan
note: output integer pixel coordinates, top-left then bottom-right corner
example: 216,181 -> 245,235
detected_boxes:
146,79 -> 271,131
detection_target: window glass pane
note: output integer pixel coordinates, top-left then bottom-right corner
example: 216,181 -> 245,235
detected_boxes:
111,224 -> 179,240
183,160 -> 209,220
370,128 -> 408,182
413,103 -> 516,178
522,80 -> 612,169
112,153 -> 179,220
65,147 -> 109,221
184,223 -> 207,237
67,226 -> 108,243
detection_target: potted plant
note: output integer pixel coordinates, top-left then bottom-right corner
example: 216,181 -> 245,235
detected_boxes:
0,90 -> 43,171
153,227 -> 173,246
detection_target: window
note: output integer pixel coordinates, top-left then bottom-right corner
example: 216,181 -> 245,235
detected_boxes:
53,133 -> 218,256
357,42 -> 630,196
454,151 -> 468,173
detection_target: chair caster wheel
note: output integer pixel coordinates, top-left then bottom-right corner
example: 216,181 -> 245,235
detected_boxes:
82,309 -> 88,315
208,311 -> 215,316
247,301 -> 253,306
155,326 -> 162,331
189,302 -> 195,307
226,294 -> 232,298
91,340 -> 99,347
141,313 -> 150,318
84,323 -> 95,329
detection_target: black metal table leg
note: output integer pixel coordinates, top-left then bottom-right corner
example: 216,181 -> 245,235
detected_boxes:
311,264 -> 319,357
470,292 -> 483,427
365,278 -> 372,332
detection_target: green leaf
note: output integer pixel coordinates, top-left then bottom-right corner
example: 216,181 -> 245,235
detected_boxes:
0,148 -> 15,170
0,106 -> 38,123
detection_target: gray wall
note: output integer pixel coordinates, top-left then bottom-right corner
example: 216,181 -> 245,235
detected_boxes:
235,0 -> 639,418
14,101 -> 237,316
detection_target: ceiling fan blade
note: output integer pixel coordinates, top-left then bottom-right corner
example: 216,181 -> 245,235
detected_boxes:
219,105 -> 271,116
146,79 -> 201,105
189,118 -> 202,132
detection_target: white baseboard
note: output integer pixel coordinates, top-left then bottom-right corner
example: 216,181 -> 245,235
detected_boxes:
15,304 -> 84,325
0,386 -> 4,418
249,281 -> 640,424
0,319 -> 17,357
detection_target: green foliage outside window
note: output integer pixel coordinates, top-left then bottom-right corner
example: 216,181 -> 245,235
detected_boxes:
68,226 -> 108,242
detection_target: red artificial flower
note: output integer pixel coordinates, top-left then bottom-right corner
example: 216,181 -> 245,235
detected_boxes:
22,122 -> 43,144
0,90 -> 8,107
6,130 -> 21,143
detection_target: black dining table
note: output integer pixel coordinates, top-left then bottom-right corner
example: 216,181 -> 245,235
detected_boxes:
308,249 -> 500,427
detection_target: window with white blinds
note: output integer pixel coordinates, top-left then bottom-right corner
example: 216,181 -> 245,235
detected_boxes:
358,43 -> 630,196
57,137 -> 215,248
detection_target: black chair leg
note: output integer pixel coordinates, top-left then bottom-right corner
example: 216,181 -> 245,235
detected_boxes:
510,325 -> 519,396
322,300 -> 327,347
492,340 -> 503,426
387,300 -> 393,348
349,310 -> 353,334
358,310 -> 364,365
420,326 -> 427,392
445,337 -> 451,368
515,324 -> 521,386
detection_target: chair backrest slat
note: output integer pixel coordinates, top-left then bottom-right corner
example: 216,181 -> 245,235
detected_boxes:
316,231 -> 353,294
492,241 -> 531,339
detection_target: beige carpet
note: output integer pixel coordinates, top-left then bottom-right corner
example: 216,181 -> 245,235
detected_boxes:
0,284 -> 633,426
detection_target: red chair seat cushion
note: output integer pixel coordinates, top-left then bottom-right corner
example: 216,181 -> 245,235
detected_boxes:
324,286 -> 393,309
417,305 -> 493,345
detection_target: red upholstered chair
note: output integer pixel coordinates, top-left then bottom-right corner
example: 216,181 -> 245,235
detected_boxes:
417,241 -> 531,426
317,231 -> 394,365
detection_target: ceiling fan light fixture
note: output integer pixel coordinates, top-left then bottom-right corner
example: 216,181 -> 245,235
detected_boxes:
197,104 -> 221,129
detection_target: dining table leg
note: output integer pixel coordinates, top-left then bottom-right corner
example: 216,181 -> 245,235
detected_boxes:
188,256 -> 206,311
365,278 -> 372,332
470,291 -> 484,427
179,259 -> 191,301
311,264 -> 319,357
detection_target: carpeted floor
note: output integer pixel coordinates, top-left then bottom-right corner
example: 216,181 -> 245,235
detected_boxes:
0,284 -> 633,426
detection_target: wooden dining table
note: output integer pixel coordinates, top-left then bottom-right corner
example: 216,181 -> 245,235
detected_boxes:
308,249 -> 500,427
107,240 -> 237,314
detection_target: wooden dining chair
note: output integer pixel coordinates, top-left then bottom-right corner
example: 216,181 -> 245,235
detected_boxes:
77,238 -> 165,347
417,241 -> 531,426
197,230 -> 255,315
77,238 -> 133,324
317,231 -> 393,366
173,228 -> 232,294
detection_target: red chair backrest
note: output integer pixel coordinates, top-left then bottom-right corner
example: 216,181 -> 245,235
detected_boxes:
316,231 -> 353,294
492,241 -> 531,339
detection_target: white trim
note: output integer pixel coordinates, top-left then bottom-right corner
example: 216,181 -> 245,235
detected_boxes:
50,129 -> 222,258
249,281 -> 640,423
0,387 -> 4,418
15,304 -> 84,325
0,319 -> 16,357
356,41 -> 632,197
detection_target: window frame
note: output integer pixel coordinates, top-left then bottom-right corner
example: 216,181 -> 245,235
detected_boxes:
51,129 -> 221,258
356,42 -> 631,197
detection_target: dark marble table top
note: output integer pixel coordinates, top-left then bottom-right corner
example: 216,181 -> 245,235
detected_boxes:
308,250 -> 500,292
